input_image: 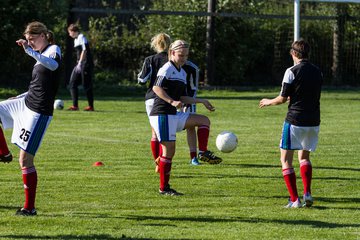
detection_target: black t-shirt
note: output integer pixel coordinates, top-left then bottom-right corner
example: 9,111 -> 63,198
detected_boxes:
182,60 -> 199,98
280,60 -> 323,126
150,61 -> 187,115
138,52 -> 168,101
25,44 -> 61,116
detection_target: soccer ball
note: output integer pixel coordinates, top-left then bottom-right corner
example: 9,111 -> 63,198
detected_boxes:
216,131 -> 238,153
53,99 -> 64,110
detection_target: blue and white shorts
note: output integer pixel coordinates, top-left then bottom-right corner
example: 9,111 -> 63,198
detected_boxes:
280,121 -> 319,152
182,103 -> 196,114
0,96 -> 52,155
149,112 -> 190,142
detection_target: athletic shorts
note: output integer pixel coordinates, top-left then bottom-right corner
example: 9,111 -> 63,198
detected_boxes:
0,96 -> 52,155
149,112 -> 190,142
182,103 -> 196,113
145,98 -> 154,117
280,121 -> 319,152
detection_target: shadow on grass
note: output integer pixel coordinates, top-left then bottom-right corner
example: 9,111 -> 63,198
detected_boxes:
0,205 -> 19,210
316,166 -> 360,172
265,196 -> 360,211
268,195 -> 360,204
0,234 -> 175,240
176,173 -> 281,180
313,176 -> 360,181
124,215 -> 360,229
316,196 -> 360,203
226,164 -> 360,173
225,163 -> 279,168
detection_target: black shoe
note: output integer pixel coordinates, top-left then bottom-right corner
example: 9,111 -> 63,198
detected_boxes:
15,208 -> 37,216
0,152 -> 12,163
159,185 -> 183,196
198,150 -> 222,164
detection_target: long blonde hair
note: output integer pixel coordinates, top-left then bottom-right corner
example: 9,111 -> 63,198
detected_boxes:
151,33 -> 171,53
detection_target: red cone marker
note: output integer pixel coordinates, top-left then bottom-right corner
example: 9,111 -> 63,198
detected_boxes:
93,161 -> 104,166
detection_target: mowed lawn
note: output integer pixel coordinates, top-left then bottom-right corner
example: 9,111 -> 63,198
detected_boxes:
0,89 -> 359,239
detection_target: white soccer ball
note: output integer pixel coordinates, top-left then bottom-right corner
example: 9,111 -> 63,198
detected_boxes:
216,131 -> 238,153
53,99 -> 64,110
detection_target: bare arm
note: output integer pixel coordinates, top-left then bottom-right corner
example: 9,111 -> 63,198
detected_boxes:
180,96 -> 215,111
259,95 -> 287,108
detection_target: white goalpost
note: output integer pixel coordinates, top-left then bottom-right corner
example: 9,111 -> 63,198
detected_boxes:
294,0 -> 360,41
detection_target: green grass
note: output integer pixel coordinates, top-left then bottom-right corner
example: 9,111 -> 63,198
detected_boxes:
0,89 -> 359,239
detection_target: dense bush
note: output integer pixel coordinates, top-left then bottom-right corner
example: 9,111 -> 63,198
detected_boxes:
2,0 -> 360,90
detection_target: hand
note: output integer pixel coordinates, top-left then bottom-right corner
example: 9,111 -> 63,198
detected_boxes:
259,99 -> 271,108
75,63 -> 82,73
170,100 -> 183,109
203,100 -> 215,111
16,39 -> 29,50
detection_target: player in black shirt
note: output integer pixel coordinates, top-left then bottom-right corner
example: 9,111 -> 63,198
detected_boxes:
149,40 -> 221,195
0,21 -> 61,216
138,34 -> 204,170
259,39 -> 323,208
138,33 -> 171,170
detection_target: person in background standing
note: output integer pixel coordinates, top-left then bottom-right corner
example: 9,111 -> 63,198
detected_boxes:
67,23 -> 94,111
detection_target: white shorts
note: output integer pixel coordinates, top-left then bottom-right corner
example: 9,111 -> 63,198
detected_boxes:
0,97 -> 52,155
280,121 -> 319,151
145,98 -> 154,117
149,112 -> 190,142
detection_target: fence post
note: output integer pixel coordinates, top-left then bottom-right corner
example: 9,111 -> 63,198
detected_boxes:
205,0 -> 216,86
332,3 -> 347,85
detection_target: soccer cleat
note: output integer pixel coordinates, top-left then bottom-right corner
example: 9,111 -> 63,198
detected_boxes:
198,150 -> 222,164
190,157 -> 200,165
159,185 -> 183,196
84,106 -> 94,111
302,193 -> 314,207
68,106 -> 79,111
284,198 -> 302,208
0,152 -> 12,163
15,208 -> 37,216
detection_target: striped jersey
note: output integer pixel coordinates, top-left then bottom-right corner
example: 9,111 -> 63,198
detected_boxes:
150,61 -> 187,115
182,60 -> 199,98
137,52 -> 168,101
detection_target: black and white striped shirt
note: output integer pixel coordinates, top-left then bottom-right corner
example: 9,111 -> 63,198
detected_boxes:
150,61 -> 187,115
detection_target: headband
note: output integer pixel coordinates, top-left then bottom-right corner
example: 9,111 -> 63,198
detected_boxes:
171,42 -> 189,51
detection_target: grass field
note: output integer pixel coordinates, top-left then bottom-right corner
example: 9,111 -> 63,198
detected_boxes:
0,89 -> 359,239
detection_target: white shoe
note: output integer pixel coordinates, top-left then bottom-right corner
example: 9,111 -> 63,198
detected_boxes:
284,198 -> 302,208
303,193 -> 313,207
